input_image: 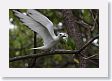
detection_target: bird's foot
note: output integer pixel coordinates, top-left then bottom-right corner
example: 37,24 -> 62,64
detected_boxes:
50,48 -> 55,53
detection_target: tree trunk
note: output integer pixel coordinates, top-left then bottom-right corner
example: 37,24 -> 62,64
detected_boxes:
61,9 -> 88,68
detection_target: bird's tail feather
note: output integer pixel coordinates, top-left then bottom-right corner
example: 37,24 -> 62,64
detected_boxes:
31,48 -> 39,50
31,46 -> 45,50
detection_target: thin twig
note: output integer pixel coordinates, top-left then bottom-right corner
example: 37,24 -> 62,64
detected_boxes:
82,54 -> 98,60
78,35 -> 99,53
28,32 -> 37,67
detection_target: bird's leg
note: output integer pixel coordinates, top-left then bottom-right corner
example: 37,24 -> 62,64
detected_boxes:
39,49 -> 50,54
50,47 -> 55,54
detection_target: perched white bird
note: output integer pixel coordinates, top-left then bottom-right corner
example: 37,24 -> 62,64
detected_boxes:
13,9 -> 67,50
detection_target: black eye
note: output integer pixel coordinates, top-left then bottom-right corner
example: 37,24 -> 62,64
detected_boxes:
60,34 -> 62,36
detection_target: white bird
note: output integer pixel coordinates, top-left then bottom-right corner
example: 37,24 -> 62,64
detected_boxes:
13,9 -> 67,50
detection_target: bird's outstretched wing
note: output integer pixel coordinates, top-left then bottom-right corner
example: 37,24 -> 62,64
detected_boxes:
27,9 -> 57,39
13,10 -> 54,45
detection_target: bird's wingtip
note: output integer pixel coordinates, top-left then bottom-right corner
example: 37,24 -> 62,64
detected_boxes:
12,9 -> 16,12
12,10 -> 19,14
27,9 -> 34,13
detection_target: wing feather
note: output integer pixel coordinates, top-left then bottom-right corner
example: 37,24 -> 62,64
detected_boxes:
13,10 -> 54,45
27,9 -> 57,39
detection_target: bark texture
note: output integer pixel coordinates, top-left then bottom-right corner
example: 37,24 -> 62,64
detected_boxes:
62,9 -> 88,68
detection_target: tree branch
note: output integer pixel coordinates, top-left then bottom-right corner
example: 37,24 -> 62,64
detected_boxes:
78,35 -> 99,53
9,50 -> 79,62
9,35 -> 99,62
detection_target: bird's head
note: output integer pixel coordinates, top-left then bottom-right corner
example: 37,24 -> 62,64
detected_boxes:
58,33 -> 68,40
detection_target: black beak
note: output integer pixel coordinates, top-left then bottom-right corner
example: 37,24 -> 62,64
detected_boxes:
62,35 -> 66,37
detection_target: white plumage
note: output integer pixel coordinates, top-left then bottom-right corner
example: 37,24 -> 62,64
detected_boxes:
13,9 -> 67,50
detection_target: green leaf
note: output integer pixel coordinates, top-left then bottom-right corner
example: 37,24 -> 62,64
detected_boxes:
82,9 -> 93,24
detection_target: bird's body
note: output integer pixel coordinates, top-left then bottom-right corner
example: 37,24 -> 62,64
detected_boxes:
33,38 -> 59,50
13,9 -> 67,50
